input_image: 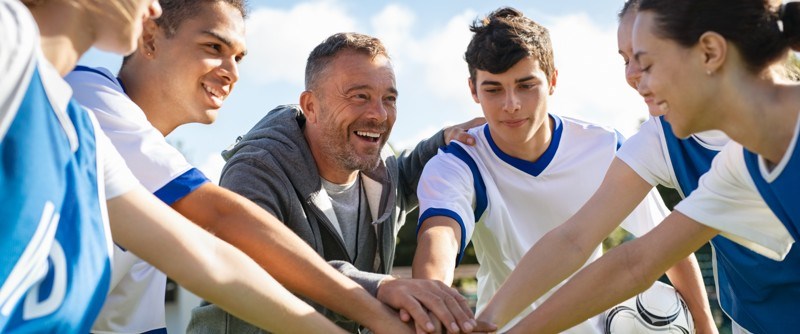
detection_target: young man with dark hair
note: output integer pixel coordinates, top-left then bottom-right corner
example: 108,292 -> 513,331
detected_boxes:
412,7 -> 708,332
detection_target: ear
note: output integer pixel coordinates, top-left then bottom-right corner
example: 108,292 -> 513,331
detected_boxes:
139,19 -> 160,59
697,31 -> 727,74
300,90 -> 318,123
548,68 -> 559,95
468,78 -> 480,103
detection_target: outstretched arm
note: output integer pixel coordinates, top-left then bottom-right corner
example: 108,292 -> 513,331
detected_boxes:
477,159 -> 653,328
107,186 -> 346,334
412,216 -> 463,285
172,184 -> 412,334
506,212 -> 719,333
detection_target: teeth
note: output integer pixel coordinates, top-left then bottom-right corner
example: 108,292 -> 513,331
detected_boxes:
658,102 -> 669,113
203,83 -> 224,99
356,131 -> 380,138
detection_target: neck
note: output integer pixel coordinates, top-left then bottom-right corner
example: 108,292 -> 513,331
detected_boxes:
713,75 -> 799,164
493,116 -> 554,162
119,60 -> 177,136
29,2 -> 95,75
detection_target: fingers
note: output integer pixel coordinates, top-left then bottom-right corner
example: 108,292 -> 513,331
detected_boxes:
402,296 -> 436,333
400,309 -> 412,322
452,132 -> 476,146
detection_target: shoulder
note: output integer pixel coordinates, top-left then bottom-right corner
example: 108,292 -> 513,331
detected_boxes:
558,115 -> 624,148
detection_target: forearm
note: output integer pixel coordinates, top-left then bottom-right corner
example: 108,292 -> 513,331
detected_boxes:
665,255 -> 717,334
507,241 -> 656,333
481,160 -> 654,328
108,188 -> 344,333
507,212 -> 718,333
413,227 -> 460,285
175,185 -> 405,331
478,227 -> 593,329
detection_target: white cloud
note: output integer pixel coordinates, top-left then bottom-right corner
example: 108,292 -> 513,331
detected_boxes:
197,154 -> 226,185
241,0 -> 358,85
547,13 -> 647,136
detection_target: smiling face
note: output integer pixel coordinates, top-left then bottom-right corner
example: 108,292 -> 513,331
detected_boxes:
632,11 -> 713,138
305,50 -> 397,176
470,56 -> 556,160
149,0 -> 246,126
618,9 -> 661,115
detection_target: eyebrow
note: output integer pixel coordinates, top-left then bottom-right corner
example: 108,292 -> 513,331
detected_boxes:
202,30 -> 248,56
480,75 -> 538,86
345,84 -> 398,96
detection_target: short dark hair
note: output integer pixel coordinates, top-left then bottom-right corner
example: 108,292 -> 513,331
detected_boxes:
155,0 -> 248,38
305,32 -> 389,90
639,0 -> 800,73
465,7 -> 555,85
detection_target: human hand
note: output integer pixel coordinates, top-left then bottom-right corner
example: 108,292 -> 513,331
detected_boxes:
377,277 -> 477,333
443,117 -> 486,146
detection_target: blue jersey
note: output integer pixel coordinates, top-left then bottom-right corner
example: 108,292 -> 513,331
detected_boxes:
661,117 -> 800,333
0,1 -> 112,331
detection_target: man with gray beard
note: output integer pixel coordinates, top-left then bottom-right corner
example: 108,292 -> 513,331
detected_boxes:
188,32 -> 489,334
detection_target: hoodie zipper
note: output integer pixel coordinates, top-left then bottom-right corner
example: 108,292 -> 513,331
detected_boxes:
306,200 -> 353,263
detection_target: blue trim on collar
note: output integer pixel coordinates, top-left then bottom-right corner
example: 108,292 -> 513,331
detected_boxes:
484,114 -> 563,177
417,208 -> 468,266
73,65 -> 127,93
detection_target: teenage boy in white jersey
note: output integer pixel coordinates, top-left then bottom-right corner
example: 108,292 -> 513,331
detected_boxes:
66,1 -> 478,333
412,7 -> 709,333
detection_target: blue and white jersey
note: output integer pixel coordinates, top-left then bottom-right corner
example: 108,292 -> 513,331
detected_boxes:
417,116 -> 669,332
0,1 -> 136,332
66,67 -> 209,334
627,116 -> 800,333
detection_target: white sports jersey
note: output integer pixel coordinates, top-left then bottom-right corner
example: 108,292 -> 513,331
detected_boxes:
66,67 -> 209,334
675,130 -> 796,261
0,1 -> 136,331
417,116 -> 668,332
617,116 -> 728,196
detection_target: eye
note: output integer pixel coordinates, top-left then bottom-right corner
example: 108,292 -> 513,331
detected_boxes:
483,88 -> 501,94
384,95 -> 397,105
352,93 -> 369,102
640,64 -> 652,73
235,55 -> 244,63
205,43 -> 222,53
519,83 -> 536,90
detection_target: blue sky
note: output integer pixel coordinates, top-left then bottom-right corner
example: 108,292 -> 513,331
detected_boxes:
79,0 -> 646,182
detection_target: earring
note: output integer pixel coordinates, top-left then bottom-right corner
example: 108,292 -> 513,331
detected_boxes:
706,70 -> 712,76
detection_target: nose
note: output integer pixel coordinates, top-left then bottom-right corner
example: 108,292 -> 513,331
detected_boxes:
148,0 -> 163,20
625,61 -> 641,90
636,74 -> 649,97
366,98 -> 389,123
503,91 -> 521,113
219,57 -> 240,85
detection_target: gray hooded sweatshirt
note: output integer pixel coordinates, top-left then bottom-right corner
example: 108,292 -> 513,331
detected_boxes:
186,105 -> 445,333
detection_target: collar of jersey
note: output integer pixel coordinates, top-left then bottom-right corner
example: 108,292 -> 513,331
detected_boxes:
484,114 -> 563,177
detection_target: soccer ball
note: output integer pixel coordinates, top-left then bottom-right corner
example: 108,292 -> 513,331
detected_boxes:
604,281 -> 694,334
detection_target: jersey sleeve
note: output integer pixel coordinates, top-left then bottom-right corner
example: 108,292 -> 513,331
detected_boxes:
0,0 -> 37,140
94,118 -> 139,200
675,142 -> 794,260
616,117 -> 674,188
65,69 -> 209,204
417,148 -> 478,264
